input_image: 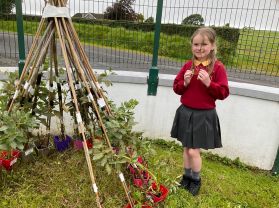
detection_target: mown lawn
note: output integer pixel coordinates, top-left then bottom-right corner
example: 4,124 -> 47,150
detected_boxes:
1,139 -> 278,208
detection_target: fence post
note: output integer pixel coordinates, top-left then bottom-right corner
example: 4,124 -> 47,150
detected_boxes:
15,0 -> 25,77
147,0 -> 163,96
272,147 -> 279,175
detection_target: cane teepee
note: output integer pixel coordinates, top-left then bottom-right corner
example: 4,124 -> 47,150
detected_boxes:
7,0 -> 134,207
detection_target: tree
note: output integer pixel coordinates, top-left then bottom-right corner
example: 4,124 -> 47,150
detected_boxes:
182,14 -> 204,26
104,0 -> 137,21
144,17 -> 154,23
136,13 -> 144,22
0,0 -> 16,16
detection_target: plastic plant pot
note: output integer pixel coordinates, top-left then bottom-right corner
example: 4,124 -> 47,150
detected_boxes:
74,139 -> 93,150
2,157 -> 18,171
35,141 -> 52,157
0,158 -> 3,171
54,135 -> 72,152
128,156 -> 146,175
0,150 -> 8,158
146,182 -> 169,204
133,170 -> 151,188
74,140 -> 83,150
133,177 -> 150,188
0,150 -> 20,171
12,150 -> 21,158
86,139 -> 93,149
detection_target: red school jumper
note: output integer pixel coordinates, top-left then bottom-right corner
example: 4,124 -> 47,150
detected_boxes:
173,60 -> 229,110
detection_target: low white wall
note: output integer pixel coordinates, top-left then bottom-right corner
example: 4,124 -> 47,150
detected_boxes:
101,70 -> 279,170
1,68 -> 279,170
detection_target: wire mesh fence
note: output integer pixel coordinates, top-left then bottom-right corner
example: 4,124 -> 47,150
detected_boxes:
0,0 -> 278,86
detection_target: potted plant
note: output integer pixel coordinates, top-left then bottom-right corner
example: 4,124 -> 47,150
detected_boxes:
0,102 -> 38,170
0,71 -> 40,164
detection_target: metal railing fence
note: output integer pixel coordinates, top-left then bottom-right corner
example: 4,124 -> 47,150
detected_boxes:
0,0 -> 278,86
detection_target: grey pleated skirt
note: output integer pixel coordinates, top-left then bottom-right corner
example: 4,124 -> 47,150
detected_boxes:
171,105 -> 222,150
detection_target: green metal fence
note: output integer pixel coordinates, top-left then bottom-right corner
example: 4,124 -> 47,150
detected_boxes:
0,0 -> 278,87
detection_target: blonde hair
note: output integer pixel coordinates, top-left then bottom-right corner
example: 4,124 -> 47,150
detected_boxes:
190,27 -> 217,75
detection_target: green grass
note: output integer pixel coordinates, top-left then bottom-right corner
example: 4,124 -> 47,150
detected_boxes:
1,19 -> 278,75
1,139 -> 278,208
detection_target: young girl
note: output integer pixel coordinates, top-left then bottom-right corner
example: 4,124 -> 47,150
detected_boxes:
171,27 -> 229,196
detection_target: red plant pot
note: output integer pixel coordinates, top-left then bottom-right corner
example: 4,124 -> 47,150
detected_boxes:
86,139 -> 93,149
0,150 -> 8,158
147,183 -> 169,203
2,157 -> 18,171
0,150 -> 21,171
133,170 -> 150,188
133,177 -> 150,188
11,150 -> 21,158
0,158 -> 3,170
128,156 -> 146,175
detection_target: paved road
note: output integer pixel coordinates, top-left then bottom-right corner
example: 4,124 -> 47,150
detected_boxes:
1,32 -> 278,87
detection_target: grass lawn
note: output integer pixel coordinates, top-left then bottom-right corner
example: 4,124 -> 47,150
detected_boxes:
1,139 -> 278,208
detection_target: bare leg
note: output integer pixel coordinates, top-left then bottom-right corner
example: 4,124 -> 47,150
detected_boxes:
188,148 -> 202,172
183,147 -> 191,169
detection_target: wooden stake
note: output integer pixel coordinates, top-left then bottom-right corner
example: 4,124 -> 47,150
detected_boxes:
54,16 -> 102,208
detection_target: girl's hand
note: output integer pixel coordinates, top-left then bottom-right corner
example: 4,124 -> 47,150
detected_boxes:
184,70 -> 193,87
197,69 -> 211,87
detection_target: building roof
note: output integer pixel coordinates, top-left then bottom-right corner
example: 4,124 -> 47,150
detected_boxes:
72,13 -> 104,20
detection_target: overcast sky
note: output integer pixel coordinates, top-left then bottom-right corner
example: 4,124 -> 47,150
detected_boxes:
20,0 -> 279,30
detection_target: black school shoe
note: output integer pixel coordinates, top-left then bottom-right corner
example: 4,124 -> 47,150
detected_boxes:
188,178 -> 201,196
179,175 -> 191,189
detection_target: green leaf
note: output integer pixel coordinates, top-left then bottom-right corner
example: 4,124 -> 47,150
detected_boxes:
0,125 -> 8,132
100,156 -> 108,167
0,144 -> 8,150
92,153 -> 104,161
105,164 -> 112,175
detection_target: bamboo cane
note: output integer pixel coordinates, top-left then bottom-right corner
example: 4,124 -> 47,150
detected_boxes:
53,16 -> 102,208
51,29 -> 66,141
8,27 -> 54,113
55,2 -> 134,205
59,16 -> 112,149
19,30 -> 54,109
19,22 -> 54,105
7,22 -> 53,113
15,18 -> 47,89
65,20 -> 112,115
119,172 -> 135,208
